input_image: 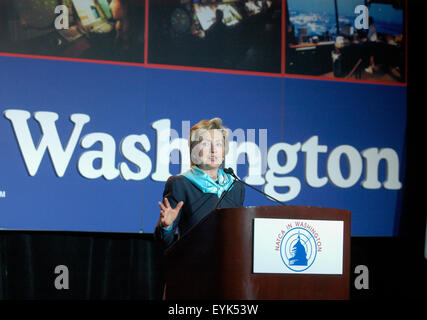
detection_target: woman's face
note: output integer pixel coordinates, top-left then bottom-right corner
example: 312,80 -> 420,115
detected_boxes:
193,129 -> 225,170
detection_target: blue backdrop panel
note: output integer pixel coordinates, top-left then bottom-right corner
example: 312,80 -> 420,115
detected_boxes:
141,68 -> 284,232
282,78 -> 406,236
0,55 -> 406,236
0,56 -> 147,232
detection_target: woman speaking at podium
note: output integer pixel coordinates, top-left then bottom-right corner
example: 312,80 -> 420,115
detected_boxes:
154,118 -> 245,247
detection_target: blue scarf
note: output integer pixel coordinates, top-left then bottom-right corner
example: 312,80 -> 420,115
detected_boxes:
182,166 -> 235,198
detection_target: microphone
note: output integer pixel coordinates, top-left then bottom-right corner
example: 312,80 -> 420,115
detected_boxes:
223,167 -> 287,207
212,176 -> 236,211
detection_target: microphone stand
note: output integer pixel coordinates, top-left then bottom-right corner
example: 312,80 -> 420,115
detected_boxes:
212,178 -> 236,211
225,168 -> 287,207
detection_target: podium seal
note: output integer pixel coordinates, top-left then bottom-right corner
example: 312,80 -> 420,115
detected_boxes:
279,227 -> 318,272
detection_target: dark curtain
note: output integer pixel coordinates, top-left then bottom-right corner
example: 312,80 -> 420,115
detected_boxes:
0,232 -> 165,300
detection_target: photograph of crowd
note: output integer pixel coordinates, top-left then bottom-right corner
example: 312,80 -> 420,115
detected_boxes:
148,0 -> 282,73
285,0 -> 406,83
0,0 -> 145,63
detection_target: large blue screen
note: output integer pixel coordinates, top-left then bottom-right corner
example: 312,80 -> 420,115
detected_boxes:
0,55 -> 406,236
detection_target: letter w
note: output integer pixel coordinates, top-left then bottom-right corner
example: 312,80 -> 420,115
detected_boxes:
4,109 -> 90,177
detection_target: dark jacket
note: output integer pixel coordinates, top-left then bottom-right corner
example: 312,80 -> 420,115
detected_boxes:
154,175 -> 245,247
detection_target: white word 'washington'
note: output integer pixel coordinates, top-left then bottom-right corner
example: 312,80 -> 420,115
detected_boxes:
3,109 -> 402,202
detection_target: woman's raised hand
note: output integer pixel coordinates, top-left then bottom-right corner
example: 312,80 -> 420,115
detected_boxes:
158,197 -> 184,229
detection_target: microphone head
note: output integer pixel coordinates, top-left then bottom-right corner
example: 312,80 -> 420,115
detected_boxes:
223,167 -> 234,175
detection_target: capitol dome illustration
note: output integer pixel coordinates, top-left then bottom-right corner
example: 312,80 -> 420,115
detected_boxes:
289,232 -> 308,266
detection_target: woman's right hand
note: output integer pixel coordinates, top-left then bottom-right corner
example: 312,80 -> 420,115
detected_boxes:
158,197 -> 184,229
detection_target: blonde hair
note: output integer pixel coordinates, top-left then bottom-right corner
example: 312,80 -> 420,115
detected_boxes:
189,117 -> 229,166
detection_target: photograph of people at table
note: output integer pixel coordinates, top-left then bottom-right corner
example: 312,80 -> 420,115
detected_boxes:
285,0 -> 406,83
148,0 -> 282,73
0,0 -> 145,63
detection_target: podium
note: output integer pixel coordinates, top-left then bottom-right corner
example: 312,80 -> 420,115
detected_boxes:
164,205 -> 351,300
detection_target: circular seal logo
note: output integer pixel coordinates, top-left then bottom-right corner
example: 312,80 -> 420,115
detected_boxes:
279,227 -> 317,272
